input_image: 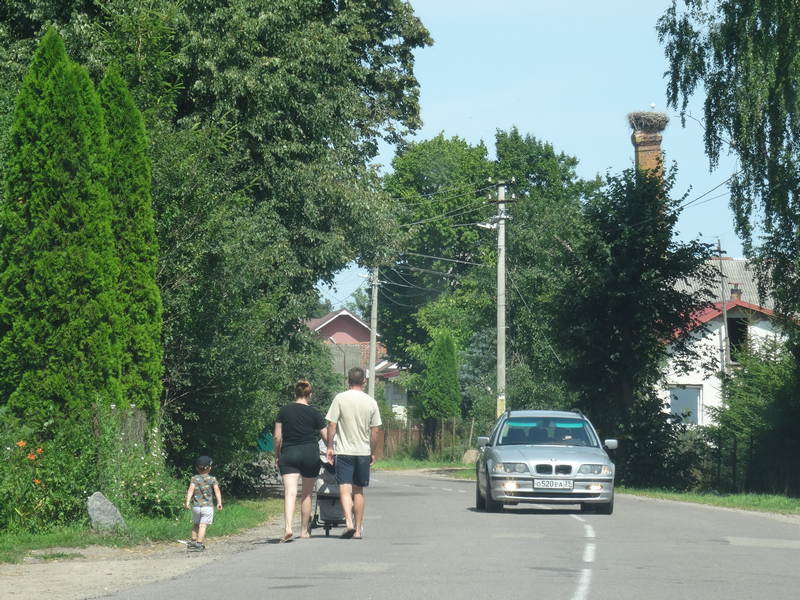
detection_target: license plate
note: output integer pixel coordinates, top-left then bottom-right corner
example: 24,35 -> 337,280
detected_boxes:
534,479 -> 573,490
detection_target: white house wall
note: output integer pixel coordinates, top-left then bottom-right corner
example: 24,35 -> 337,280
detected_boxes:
661,309 -> 783,426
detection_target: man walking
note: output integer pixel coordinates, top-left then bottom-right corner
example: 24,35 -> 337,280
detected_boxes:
326,366 -> 382,539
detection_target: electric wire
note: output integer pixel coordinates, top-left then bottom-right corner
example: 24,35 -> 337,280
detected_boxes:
401,198 -> 490,228
402,251 -> 488,267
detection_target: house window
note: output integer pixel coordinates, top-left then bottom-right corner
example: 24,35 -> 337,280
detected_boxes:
669,386 -> 701,424
727,317 -> 748,359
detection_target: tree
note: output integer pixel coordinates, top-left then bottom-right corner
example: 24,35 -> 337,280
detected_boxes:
0,3 -> 432,469
496,128 -> 596,410
714,337 -> 800,494
658,1 -> 800,326
549,167 -> 717,436
0,29 -> 125,529
0,28 -> 123,428
381,134 -> 495,370
98,66 -> 163,420
420,329 -> 460,448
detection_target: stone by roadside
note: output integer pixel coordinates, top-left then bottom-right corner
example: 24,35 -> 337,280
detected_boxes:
0,518 -> 285,600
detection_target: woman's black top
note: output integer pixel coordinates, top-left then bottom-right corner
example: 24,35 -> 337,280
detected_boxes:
276,403 -> 326,448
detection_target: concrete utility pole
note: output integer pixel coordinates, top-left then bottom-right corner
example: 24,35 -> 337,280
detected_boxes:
368,266 -> 379,398
717,240 -> 729,374
495,181 -> 508,418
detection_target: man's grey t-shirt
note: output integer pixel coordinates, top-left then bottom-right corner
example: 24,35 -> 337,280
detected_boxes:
325,389 -> 382,456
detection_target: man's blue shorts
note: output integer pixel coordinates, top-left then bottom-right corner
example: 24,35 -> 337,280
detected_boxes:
335,455 -> 371,487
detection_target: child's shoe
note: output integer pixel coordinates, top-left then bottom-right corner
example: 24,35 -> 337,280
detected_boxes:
192,542 -> 205,551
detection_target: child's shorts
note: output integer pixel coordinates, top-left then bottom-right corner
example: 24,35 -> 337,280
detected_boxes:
192,506 -> 214,525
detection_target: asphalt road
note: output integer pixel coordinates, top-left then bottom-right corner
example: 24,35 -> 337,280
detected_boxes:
100,471 -> 800,600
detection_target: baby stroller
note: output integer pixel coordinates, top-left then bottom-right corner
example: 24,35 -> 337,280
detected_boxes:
310,444 -> 346,536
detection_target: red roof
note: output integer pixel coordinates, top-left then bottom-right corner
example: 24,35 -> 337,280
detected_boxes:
693,299 -> 775,326
305,309 -> 370,334
674,298 -> 775,340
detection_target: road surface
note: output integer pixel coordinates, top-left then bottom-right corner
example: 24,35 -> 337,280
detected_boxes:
100,471 -> 800,600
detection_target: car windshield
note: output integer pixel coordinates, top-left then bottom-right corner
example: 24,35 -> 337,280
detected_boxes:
497,417 -> 598,447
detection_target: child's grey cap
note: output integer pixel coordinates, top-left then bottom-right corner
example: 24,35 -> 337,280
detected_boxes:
195,455 -> 213,468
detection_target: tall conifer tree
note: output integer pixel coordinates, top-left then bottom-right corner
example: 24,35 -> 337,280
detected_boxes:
0,28 -> 123,429
98,67 -> 163,419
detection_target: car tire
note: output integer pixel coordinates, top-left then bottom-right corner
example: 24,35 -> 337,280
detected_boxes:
595,494 -> 614,515
475,473 -> 486,511
484,470 -> 503,513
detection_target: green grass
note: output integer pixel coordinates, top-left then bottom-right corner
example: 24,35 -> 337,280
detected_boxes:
34,552 -> 85,561
377,459 -> 800,514
619,487 -> 800,514
374,458 -> 476,479
375,458 -> 474,470
0,498 -> 282,564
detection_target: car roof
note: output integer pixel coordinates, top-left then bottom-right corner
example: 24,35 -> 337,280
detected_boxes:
503,410 -> 586,420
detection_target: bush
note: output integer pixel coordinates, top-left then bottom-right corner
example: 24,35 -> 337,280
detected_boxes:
0,411 -> 99,532
217,450 -> 279,498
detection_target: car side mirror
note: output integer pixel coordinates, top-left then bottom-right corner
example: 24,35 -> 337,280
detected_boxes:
476,436 -> 490,447
604,439 -> 618,450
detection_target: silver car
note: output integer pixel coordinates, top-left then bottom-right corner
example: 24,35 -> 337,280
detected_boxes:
475,410 -> 617,514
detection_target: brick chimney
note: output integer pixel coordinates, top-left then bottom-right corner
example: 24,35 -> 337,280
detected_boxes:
628,111 -> 669,174
730,283 -> 742,302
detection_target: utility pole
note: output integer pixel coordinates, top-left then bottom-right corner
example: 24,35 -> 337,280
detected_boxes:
717,240 -> 729,374
495,181 -> 508,417
368,266 -> 379,398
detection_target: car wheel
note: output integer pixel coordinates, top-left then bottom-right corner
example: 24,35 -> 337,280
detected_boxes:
484,470 -> 503,513
595,494 -> 614,515
475,473 -> 486,511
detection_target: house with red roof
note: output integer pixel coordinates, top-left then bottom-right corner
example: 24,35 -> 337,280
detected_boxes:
661,257 -> 785,425
306,309 -> 408,419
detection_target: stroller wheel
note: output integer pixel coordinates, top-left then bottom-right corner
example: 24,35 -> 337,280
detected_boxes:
325,525 -> 331,537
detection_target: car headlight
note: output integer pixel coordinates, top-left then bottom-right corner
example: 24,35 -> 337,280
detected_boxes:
578,464 -> 612,475
491,462 -> 529,474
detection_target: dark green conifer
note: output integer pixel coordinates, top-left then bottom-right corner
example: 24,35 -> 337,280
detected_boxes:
0,28 -> 123,429
98,67 -> 163,419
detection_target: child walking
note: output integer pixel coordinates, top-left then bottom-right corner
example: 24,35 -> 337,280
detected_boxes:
184,455 -> 223,551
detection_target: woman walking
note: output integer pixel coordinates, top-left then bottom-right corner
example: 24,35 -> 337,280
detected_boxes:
274,379 -> 327,542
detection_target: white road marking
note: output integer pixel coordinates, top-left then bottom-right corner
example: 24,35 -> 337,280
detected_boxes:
570,511 -> 595,599
572,568 -> 592,600
583,543 -> 596,563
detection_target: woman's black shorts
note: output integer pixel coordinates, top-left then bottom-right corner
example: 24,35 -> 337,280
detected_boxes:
279,443 -> 321,478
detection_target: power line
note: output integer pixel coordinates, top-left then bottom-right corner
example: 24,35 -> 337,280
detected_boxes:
378,287 -> 419,308
387,183 -> 495,205
506,270 -> 562,364
401,198 -> 489,228
402,251 -> 488,267
393,264 -> 463,279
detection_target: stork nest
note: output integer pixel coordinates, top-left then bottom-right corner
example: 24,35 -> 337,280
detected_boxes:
627,111 -> 669,133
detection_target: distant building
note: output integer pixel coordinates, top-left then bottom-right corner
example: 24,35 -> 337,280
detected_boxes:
661,257 -> 784,425
306,309 -> 408,421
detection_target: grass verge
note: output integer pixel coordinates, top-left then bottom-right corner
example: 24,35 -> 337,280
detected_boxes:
374,458 -> 476,479
0,498 -> 282,564
619,488 -> 800,514
377,459 -> 800,514
375,458 -> 474,471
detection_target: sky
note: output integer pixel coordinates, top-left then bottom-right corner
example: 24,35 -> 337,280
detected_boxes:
319,0 -> 741,308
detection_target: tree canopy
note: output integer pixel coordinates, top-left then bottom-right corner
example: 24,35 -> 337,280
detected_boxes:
658,0 -> 800,324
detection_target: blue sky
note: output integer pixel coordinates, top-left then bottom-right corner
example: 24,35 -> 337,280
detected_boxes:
319,0 -> 740,308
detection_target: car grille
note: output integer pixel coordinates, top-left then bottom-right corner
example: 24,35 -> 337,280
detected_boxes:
505,491 -> 602,499
534,464 -> 573,475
